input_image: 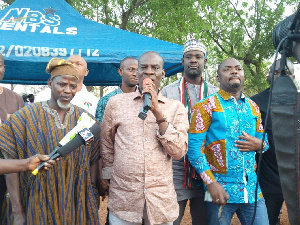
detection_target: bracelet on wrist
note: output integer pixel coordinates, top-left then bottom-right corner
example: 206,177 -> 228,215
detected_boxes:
156,114 -> 167,124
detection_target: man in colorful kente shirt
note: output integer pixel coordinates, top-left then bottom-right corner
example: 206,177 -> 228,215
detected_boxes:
187,58 -> 269,225
162,39 -> 218,225
0,58 -> 101,225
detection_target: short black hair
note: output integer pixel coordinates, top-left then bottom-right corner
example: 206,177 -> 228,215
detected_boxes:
27,94 -> 35,103
217,58 -> 241,75
139,51 -> 164,67
120,57 -> 137,68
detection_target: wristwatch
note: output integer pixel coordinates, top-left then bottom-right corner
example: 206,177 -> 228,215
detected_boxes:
156,114 -> 167,124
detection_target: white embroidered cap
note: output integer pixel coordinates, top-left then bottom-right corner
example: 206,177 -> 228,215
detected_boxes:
183,38 -> 207,55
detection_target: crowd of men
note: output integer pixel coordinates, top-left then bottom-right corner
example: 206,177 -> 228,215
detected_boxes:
0,37 -> 297,225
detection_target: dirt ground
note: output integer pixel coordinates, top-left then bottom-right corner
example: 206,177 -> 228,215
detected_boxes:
99,197 -> 290,224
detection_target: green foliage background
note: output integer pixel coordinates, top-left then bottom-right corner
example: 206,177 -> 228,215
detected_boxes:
1,0 -> 299,96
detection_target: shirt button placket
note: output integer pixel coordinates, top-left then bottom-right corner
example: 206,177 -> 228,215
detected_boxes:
144,131 -> 149,195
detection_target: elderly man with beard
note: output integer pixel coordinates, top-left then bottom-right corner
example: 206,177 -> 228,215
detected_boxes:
0,58 -> 101,225
35,55 -> 98,116
162,39 -> 218,225
187,58 -> 269,225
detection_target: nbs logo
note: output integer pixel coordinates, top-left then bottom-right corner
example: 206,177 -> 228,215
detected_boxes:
0,7 -> 77,35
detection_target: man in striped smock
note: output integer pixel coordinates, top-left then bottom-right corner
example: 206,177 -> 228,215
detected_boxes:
0,58 -> 101,225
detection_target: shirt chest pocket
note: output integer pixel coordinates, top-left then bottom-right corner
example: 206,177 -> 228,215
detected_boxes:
243,115 -> 258,136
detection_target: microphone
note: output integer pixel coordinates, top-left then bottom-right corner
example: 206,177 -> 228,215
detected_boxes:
273,5 -> 300,57
290,5 -> 300,31
31,114 -> 101,176
138,78 -> 152,120
58,123 -> 100,157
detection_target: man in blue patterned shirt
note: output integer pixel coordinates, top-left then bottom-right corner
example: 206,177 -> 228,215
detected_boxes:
187,58 -> 269,225
95,57 -> 138,123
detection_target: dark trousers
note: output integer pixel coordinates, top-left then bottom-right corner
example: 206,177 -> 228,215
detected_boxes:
0,175 -> 6,214
174,196 -> 207,225
263,193 -> 284,225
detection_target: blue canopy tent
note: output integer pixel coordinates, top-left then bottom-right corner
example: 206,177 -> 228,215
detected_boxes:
0,0 -> 183,86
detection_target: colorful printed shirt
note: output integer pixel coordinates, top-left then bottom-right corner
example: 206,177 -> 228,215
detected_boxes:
187,89 -> 269,204
95,87 -> 122,123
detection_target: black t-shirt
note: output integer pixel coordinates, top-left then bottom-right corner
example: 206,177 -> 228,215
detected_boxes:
251,88 -> 283,194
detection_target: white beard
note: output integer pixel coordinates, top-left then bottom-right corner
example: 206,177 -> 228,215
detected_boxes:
57,99 -> 71,110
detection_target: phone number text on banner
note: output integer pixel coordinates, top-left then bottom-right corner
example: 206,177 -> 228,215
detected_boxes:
0,45 -> 100,57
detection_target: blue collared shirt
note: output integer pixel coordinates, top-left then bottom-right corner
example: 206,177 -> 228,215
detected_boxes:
188,89 -> 269,203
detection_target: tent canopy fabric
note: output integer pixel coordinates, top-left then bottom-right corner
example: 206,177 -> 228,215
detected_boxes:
0,0 -> 183,86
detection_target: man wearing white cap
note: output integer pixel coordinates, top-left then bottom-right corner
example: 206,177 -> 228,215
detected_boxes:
162,39 -> 218,225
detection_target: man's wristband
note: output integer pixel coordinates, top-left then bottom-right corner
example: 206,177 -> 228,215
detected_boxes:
156,114 -> 167,124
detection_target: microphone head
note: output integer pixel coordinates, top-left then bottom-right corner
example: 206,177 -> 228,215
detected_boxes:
57,123 -> 101,157
290,5 -> 300,31
273,14 -> 294,56
273,6 -> 300,57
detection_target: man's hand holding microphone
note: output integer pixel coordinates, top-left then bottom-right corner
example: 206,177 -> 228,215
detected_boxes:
142,78 -> 168,135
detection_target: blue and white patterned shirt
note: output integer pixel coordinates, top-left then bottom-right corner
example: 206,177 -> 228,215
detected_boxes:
187,89 -> 269,203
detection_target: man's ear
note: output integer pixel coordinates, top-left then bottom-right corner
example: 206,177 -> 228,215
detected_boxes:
118,68 -> 123,77
216,75 -> 220,81
181,57 -> 184,65
162,69 -> 165,79
47,79 -> 52,88
84,69 -> 89,77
